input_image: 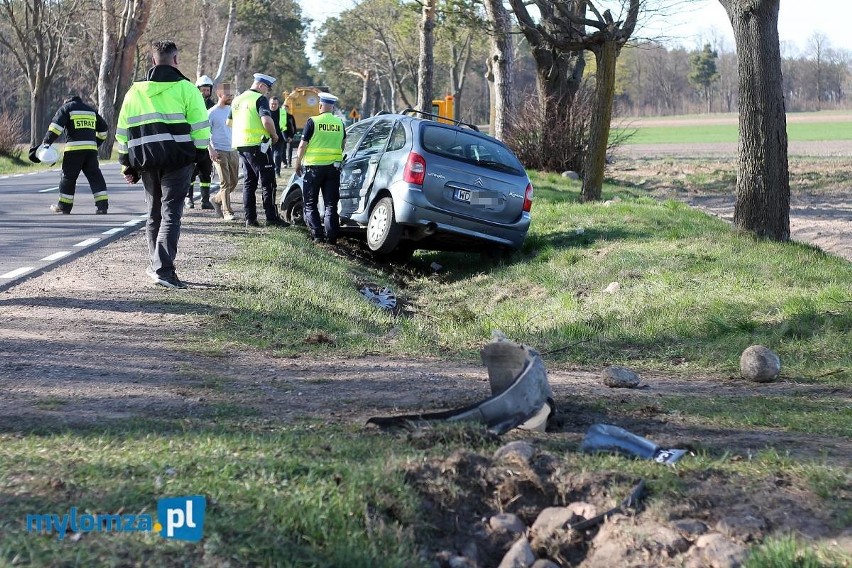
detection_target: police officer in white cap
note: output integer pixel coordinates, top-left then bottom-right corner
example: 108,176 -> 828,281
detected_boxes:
294,92 -> 346,244
227,72 -> 287,227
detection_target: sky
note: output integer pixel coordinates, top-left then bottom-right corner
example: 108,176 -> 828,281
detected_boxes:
297,0 -> 852,62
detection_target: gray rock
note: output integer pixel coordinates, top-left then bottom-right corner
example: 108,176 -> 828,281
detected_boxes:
498,537 -> 536,568
566,501 -> 597,520
561,170 -> 580,180
673,518 -> 709,536
603,281 -> 621,293
531,560 -> 560,568
489,513 -> 526,535
643,524 -> 690,554
715,514 -> 766,542
694,533 -> 748,568
740,345 -> 781,382
602,366 -> 641,388
493,441 -> 535,463
530,507 -> 574,540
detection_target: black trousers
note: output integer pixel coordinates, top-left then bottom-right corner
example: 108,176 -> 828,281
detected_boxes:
190,152 -> 213,202
141,165 -> 193,278
302,164 -> 340,240
57,150 -> 108,212
239,146 -> 279,222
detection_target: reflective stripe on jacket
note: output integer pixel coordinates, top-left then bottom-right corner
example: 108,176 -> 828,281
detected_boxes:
44,97 -> 108,152
116,65 -> 210,171
231,90 -> 267,147
303,113 -> 344,166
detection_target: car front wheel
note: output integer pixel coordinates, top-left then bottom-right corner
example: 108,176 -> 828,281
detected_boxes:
281,190 -> 304,225
366,196 -> 402,253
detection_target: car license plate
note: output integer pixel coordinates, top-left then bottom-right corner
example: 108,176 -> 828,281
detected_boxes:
453,188 -> 471,203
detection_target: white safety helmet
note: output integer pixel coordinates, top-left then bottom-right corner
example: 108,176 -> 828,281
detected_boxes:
36,145 -> 59,165
195,75 -> 214,88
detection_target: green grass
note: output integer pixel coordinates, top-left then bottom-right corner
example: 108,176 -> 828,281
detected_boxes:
0,153 -> 42,174
615,120 -> 852,144
745,534 -> 849,567
2,422 -> 848,566
0,422 -> 426,567
2,168 -> 850,565
200,171 -> 852,387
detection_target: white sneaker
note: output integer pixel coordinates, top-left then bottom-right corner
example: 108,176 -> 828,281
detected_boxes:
223,212 -> 235,221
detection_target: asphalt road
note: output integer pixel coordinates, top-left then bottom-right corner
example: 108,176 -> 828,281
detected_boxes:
0,162 -> 208,292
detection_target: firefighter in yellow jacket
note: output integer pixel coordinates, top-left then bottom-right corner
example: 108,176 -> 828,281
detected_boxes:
116,40 -> 211,289
293,93 -> 346,244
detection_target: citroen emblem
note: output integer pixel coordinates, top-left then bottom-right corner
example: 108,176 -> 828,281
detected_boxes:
475,178 -> 483,187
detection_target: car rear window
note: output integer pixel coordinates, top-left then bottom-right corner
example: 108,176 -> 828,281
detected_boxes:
420,124 -> 524,175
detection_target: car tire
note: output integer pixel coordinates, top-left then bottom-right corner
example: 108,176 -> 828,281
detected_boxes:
367,196 -> 402,253
281,190 -> 304,225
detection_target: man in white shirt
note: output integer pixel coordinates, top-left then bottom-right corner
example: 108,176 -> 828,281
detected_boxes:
208,83 -> 239,221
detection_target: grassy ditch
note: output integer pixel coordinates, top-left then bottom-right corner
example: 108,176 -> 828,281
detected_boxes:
204,172 -> 851,387
1,167 -> 849,566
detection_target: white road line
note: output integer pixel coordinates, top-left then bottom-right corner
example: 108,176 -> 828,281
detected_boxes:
1,267 -> 33,279
122,219 -> 143,226
73,238 -> 101,247
101,227 -> 124,235
40,251 -> 71,261
38,186 -> 59,193
12,173 -> 24,177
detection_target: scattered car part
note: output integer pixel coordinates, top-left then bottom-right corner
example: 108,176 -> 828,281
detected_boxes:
367,337 -> 554,435
359,284 -> 397,310
580,424 -> 688,465
564,479 -> 646,532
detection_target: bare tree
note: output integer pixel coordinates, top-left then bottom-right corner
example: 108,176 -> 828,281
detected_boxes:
415,0 -> 436,112
482,0 -> 512,139
211,0 -> 237,84
97,0 -> 153,158
196,0 -> 210,79
0,0 -> 80,144
718,0 -> 789,241
510,0 -> 640,201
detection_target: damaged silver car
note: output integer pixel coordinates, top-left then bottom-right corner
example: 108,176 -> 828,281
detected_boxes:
280,109 -> 533,257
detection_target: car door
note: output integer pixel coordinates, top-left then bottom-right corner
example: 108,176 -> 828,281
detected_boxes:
338,118 -> 394,219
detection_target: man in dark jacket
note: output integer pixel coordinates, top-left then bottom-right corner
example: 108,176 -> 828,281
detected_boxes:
34,96 -> 109,214
283,103 -> 297,168
116,40 -> 211,289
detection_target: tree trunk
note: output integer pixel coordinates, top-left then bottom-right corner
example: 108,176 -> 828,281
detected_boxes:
97,0 -> 153,159
212,0 -> 237,84
482,0 -> 513,139
582,41 -> 617,202
720,0 -> 790,241
449,34 -> 471,123
534,47 -> 585,127
415,0 -> 436,113
361,68 -> 374,118
30,84 -> 49,144
197,0 -> 210,79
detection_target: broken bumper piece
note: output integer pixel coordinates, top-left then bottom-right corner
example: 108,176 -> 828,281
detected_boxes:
367,337 -> 554,435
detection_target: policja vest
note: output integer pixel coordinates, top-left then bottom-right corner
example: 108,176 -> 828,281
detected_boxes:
303,113 -> 345,166
230,90 -> 268,148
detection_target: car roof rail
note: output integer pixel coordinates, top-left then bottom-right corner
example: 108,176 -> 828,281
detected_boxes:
400,108 -> 479,132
